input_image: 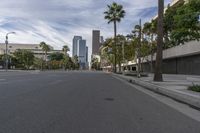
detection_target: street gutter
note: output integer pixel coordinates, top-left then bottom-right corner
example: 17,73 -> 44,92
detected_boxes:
112,73 -> 200,110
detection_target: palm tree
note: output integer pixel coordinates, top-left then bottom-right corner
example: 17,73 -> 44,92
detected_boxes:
154,0 -> 164,81
39,42 -> 51,69
104,2 -> 125,73
62,45 -> 70,70
115,35 -> 127,73
143,21 -> 157,73
72,55 -> 79,70
62,45 -> 70,56
132,19 -> 142,78
100,38 -> 114,69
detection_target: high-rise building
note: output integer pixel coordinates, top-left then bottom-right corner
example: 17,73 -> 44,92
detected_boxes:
72,35 -> 88,69
78,39 -> 88,69
73,36 -> 82,57
78,39 -> 86,64
92,30 -> 100,54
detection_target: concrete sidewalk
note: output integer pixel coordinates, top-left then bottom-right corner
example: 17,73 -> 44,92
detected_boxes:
113,73 -> 200,109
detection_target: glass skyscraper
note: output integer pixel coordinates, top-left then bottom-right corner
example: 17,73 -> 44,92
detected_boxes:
72,36 -> 88,69
72,36 -> 82,57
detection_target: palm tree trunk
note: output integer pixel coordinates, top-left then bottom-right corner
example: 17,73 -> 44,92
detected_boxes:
154,0 -> 164,81
150,34 -> 154,73
114,20 -> 117,73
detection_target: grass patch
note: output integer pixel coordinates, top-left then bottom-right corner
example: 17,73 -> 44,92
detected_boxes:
188,84 -> 200,92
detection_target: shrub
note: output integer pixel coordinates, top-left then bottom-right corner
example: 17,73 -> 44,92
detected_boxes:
188,84 -> 200,92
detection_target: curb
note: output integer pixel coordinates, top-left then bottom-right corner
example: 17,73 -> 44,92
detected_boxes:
113,73 -> 200,110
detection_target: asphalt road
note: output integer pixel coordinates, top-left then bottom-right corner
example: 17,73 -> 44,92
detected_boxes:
0,71 -> 200,133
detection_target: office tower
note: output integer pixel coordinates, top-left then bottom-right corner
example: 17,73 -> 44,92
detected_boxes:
73,36 -> 82,57
72,35 -> 89,69
92,30 -> 100,54
77,39 -> 87,69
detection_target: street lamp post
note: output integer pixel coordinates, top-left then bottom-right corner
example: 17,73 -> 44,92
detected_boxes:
5,32 -> 16,71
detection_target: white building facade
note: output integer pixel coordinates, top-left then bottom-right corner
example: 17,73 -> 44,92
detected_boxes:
0,43 -> 62,59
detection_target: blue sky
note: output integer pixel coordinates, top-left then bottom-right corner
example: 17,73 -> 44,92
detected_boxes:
0,0 -> 172,57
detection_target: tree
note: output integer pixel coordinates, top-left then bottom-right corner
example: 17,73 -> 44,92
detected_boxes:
163,1 -> 184,48
34,57 -> 44,70
13,49 -> 34,69
39,42 -> 51,62
91,57 -> 101,70
100,38 -> 114,69
104,2 -> 126,73
132,21 -> 142,77
62,45 -> 70,70
170,0 -> 200,45
115,35 -> 127,73
154,0 -> 164,82
0,55 -> 4,67
62,45 -> 70,55
101,36 -> 124,72
0,54 -> 17,69
39,42 -> 51,69
100,35 -> 136,72
143,21 -> 157,72
125,34 -> 137,62
72,55 -> 79,70
49,52 -> 64,61
49,60 -> 62,70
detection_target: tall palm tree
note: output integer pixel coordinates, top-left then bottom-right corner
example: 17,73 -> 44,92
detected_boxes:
154,0 -> 164,81
62,45 -> 70,70
132,19 -> 142,78
104,2 -> 125,73
143,21 -> 157,73
39,41 -> 51,62
62,45 -> 70,56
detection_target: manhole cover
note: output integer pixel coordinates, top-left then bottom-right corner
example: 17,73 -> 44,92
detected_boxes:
104,98 -> 115,101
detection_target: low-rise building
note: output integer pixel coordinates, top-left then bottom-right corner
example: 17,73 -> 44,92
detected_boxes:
0,43 -> 62,59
